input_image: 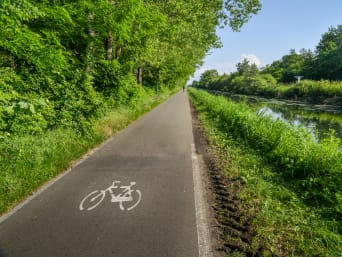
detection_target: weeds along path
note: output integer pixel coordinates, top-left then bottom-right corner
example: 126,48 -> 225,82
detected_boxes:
0,90 -> 174,216
0,92 -> 214,257
191,103 -> 262,256
189,88 -> 342,257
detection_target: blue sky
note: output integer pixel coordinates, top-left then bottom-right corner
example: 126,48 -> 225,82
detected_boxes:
190,0 -> 342,82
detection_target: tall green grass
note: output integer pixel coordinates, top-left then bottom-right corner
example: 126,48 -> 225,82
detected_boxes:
199,120 -> 341,256
261,79 -> 342,103
189,89 -> 342,215
0,88 -> 175,215
280,80 -> 342,101
189,89 -> 342,256
189,88 -> 342,255
208,77 -> 342,104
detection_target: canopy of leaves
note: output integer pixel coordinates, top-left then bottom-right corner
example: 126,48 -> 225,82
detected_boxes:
0,0 -> 261,136
262,25 -> 342,82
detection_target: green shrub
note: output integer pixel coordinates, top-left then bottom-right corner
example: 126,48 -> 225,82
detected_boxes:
0,86 -> 174,215
221,76 -> 342,103
189,88 -> 342,221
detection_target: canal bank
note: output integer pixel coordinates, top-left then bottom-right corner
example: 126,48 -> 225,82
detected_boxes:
189,88 -> 342,257
211,91 -> 342,146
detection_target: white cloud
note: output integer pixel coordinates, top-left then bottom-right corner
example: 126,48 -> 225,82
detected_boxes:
240,53 -> 262,67
214,62 -> 236,74
188,53 -> 262,84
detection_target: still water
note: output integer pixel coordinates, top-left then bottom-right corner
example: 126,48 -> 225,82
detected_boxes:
224,93 -> 342,144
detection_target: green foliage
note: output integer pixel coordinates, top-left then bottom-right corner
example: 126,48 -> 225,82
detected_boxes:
261,25 -> 342,82
281,80 -> 342,101
236,58 -> 259,77
0,0 -> 262,138
190,88 -> 342,256
194,60 -> 280,97
195,24 -> 342,90
223,0 -> 262,31
315,25 -> 342,80
198,69 -> 220,88
0,0 -> 262,215
0,88 -> 172,214
193,63 -> 342,103
189,89 -> 342,221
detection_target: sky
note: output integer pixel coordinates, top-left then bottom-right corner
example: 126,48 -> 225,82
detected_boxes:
189,0 -> 342,83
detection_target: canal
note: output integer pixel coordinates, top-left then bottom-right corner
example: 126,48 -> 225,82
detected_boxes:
218,92 -> 342,145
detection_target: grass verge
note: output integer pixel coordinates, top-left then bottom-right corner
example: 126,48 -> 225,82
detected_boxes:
189,88 -> 342,256
0,88 -> 175,215
203,79 -> 342,105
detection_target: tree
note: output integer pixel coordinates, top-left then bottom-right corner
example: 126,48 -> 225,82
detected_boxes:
223,0 -> 262,31
280,49 -> 305,83
315,25 -> 342,80
261,61 -> 283,82
0,0 -> 263,135
199,70 -> 220,88
236,58 -> 259,77
262,49 -> 307,83
299,48 -> 315,80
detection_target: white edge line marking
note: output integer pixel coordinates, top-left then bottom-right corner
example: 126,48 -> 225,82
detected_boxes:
191,143 -> 213,257
0,135 -> 116,225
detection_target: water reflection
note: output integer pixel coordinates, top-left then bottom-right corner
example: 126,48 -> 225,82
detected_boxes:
224,93 -> 342,144
257,106 -> 322,143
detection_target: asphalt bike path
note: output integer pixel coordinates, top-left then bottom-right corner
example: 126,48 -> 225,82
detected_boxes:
0,92 -> 202,257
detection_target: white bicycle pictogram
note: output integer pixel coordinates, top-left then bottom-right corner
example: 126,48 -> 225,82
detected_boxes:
79,181 -> 142,211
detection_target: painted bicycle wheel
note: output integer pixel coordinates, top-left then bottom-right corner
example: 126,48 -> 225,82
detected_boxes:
120,190 -> 142,211
79,190 -> 105,211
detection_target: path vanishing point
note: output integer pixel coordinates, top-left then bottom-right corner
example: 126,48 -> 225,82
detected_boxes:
0,92 -> 213,257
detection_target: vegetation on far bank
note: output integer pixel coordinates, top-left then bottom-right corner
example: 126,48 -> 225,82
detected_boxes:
191,24 -> 342,105
189,88 -> 342,256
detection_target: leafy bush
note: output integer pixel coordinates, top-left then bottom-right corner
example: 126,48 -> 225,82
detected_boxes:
229,74 -> 278,96
189,88 -> 342,221
204,74 -> 342,104
0,85 -> 173,215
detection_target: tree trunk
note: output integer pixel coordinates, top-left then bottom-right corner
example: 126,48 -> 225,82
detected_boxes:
136,66 -> 143,84
115,45 -> 122,60
87,13 -> 95,73
106,31 -> 113,60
